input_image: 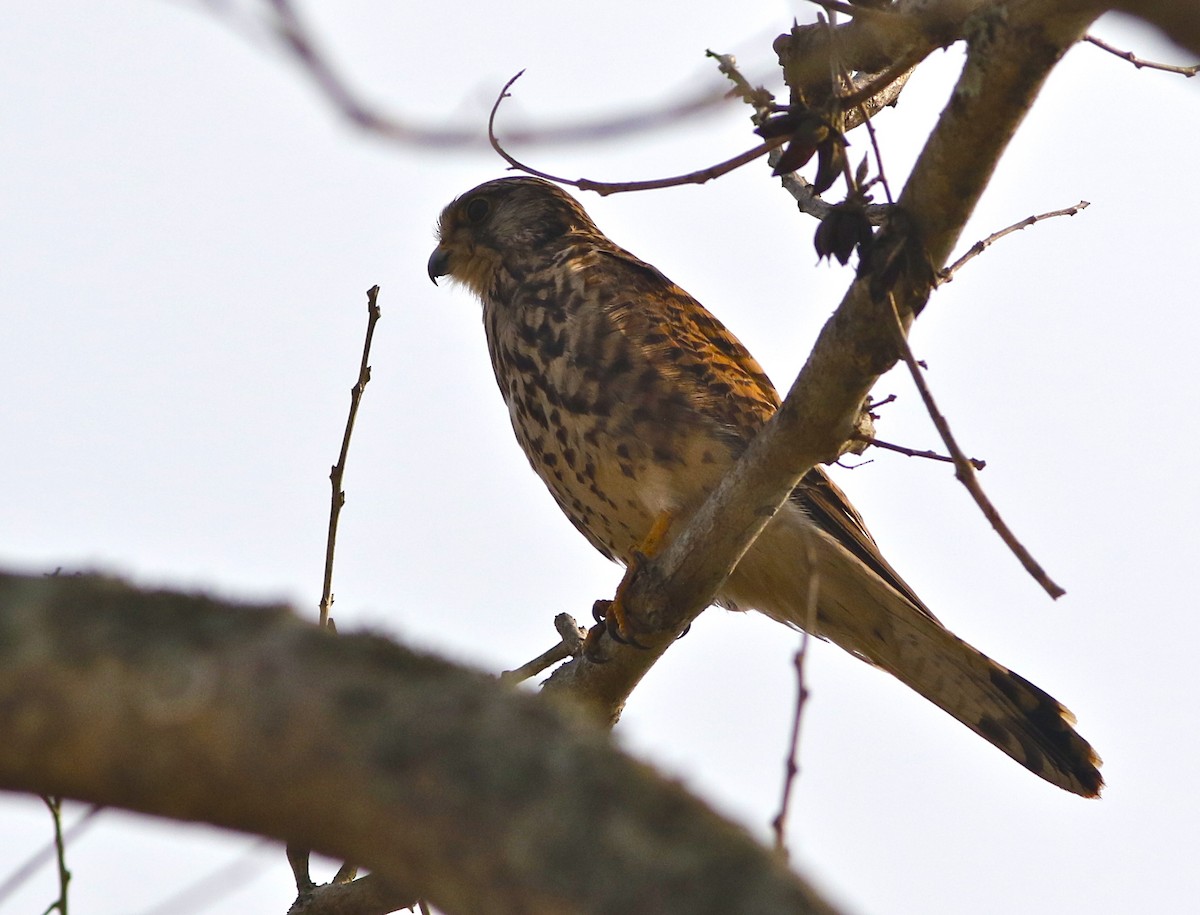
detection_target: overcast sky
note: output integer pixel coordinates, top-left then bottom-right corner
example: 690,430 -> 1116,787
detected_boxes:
3,2 -> 1199,913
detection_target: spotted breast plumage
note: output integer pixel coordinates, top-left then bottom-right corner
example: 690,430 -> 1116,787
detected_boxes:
428,175 -> 1102,797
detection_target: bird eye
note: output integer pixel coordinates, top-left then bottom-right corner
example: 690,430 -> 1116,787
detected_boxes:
465,197 -> 490,223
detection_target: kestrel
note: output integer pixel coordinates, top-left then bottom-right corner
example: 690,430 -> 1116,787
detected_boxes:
428,176 -> 1102,797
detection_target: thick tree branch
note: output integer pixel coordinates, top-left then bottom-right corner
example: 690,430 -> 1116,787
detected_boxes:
0,572 -> 839,915
1109,2 -> 1200,59
545,0 -> 1101,724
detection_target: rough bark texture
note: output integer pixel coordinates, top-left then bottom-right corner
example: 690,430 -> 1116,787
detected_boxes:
0,572 -> 839,915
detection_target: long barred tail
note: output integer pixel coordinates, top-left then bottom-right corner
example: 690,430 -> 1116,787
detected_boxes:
721,509 -> 1104,797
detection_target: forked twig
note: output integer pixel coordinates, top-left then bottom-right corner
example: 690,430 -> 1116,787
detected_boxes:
488,72 -> 785,196
939,201 -> 1090,284
886,295 -> 1065,599
501,615 -> 587,685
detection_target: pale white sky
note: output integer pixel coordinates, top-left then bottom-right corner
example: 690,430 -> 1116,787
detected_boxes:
3,2 -> 1199,913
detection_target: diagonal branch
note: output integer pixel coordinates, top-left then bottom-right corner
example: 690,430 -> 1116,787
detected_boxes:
884,295 -> 1065,598
544,0 -> 1101,724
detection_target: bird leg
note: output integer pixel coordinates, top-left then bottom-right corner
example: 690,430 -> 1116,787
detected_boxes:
586,511 -> 674,654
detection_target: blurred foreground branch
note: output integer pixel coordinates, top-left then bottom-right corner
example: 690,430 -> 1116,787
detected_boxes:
0,571 -> 838,915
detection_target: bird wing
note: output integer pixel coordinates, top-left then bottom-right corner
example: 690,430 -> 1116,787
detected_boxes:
596,245 -> 937,621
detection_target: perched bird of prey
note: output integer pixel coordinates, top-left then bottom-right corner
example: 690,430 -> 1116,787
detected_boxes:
428,176 -> 1102,797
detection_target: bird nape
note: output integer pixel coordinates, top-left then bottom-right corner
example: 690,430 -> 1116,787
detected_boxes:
428,175 -> 1102,798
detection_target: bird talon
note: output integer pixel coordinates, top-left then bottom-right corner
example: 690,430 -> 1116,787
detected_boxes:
589,598 -> 649,649
591,599 -> 611,626
582,623 -> 610,663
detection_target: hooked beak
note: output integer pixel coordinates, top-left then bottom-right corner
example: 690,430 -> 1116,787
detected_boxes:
427,246 -> 452,285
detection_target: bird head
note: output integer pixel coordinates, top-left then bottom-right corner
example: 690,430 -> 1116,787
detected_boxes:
428,177 -> 599,298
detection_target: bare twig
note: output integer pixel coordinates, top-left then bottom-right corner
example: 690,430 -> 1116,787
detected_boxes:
861,435 -> 986,470
824,16 -> 900,205
771,539 -> 820,858
705,50 -> 776,122
885,295 -> 1065,599
489,72 -> 785,196
0,805 -> 99,912
40,797 -> 68,915
501,615 -> 586,685
319,285 -> 382,627
1084,33 -> 1199,76
938,201 -> 1091,284
770,635 -> 811,858
291,286 -> 382,900
710,51 -> 896,222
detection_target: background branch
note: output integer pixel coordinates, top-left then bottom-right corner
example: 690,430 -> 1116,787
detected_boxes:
199,0 -> 741,149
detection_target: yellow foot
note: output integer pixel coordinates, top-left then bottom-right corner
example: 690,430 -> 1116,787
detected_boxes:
591,511 -> 675,652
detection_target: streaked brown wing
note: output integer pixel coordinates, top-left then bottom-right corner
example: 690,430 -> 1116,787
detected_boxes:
596,247 -> 780,441
597,246 -> 934,621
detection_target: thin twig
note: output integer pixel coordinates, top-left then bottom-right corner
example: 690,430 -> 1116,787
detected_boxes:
40,797 -> 68,915
291,286 -> 382,899
709,50 -> 896,223
501,615 -> 586,685
319,285 -> 382,627
939,201 -> 1090,284
1084,34 -> 1199,77
861,435 -> 986,470
705,51 -> 776,125
488,72 -> 785,196
886,295 -> 1065,599
0,805 -> 100,911
771,543 -> 820,857
824,15 -> 898,205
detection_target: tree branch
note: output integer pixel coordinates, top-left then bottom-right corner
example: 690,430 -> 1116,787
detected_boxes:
198,0 -> 738,149
544,0 -> 1101,724
1108,2 -> 1200,59
0,571 -> 840,915
1083,33 -> 1198,76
